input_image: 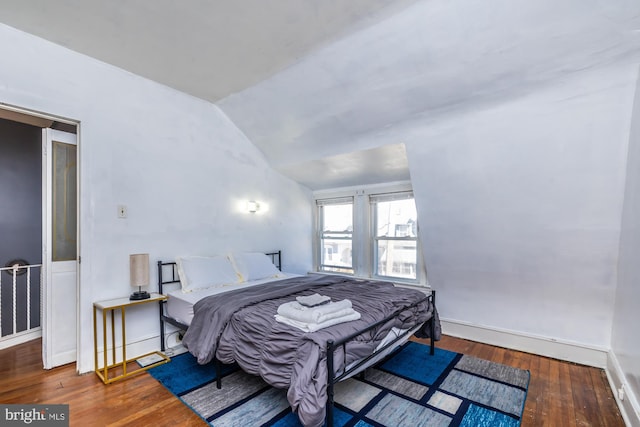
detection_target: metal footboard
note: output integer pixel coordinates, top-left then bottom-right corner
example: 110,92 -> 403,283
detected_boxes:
325,290 -> 436,427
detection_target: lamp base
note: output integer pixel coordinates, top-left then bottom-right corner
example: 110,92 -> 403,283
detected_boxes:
129,290 -> 151,300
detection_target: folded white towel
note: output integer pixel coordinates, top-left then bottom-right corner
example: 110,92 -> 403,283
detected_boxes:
277,299 -> 353,324
296,293 -> 331,307
275,310 -> 361,332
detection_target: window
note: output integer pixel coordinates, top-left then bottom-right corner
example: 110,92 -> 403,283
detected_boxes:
371,192 -> 418,280
317,197 -> 354,274
314,185 -> 425,285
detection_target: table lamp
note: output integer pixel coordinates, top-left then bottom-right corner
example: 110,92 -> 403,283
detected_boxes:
129,253 -> 150,300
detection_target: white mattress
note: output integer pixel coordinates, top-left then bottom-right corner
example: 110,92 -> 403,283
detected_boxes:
166,273 -> 301,326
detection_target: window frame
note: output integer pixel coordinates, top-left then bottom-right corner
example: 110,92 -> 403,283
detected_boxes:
316,197 -> 355,274
313,183 -> 427,286
370,190 -> 419,282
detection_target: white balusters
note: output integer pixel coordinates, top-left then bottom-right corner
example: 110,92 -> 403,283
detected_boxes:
0,264 -> 42,341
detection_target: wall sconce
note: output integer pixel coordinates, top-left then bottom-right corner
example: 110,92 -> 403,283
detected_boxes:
247,200 -> 260,213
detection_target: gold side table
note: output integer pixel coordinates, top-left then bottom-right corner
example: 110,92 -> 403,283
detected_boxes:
93,293 -> 170,384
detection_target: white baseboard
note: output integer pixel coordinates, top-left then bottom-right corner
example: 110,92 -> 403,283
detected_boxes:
93,333 -> 162,371
0,328 -> 42,351
606,350 -> 640,427
50,349 -> 76,369
441,318 -> 609,368
442,319 -> 639,425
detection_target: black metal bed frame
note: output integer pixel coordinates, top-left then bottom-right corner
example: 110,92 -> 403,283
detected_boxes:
157,251 -> 282,352
156,251 -> 436,427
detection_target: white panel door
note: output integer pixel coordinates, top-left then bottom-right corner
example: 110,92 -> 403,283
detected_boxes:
42,129 -> 77,369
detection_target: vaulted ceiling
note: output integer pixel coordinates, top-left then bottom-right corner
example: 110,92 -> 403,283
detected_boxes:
2,0 -> 640,189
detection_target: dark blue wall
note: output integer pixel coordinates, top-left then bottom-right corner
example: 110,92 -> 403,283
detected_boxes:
0,118 -> 41,336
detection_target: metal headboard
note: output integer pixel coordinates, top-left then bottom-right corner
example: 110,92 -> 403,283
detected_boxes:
157,250 -> 282,292
156,250 -> 282,351
267,250 -> 282,271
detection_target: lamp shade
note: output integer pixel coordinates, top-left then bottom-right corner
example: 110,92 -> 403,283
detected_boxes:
130,253 -> 150,287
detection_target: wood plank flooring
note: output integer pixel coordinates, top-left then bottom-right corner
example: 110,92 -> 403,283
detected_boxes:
0,336 -> 624,426
413,336 -> 625,427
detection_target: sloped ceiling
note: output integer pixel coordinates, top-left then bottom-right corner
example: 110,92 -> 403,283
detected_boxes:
1,0 -> 640,189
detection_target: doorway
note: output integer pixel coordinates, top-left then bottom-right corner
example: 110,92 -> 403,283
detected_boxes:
0,106 -> 79,369
0,118 -> 42,345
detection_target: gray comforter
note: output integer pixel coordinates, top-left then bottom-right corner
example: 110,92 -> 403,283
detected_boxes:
182,274 -> 440,427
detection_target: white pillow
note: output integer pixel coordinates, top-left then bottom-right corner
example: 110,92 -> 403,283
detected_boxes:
176,255 -> 241,293
229,252 -> 282,282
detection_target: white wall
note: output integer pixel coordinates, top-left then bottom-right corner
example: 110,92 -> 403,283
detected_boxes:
612,67 -> 640,423
406,64 -> 636,350
0,23 -> 313,373
2,15 -> 637,380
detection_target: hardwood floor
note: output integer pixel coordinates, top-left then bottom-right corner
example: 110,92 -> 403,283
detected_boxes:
418,336 -> 625,427
0,336 -> 625,426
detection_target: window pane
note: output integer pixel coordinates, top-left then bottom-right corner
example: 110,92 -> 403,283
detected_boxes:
374,195 -> 418,281
321,238 -> 353,273
375,199 -> 417,237
319,201 -> 353,273
376,240 -> 417,279
52,141 -> 77,261
322,204 -> 353,233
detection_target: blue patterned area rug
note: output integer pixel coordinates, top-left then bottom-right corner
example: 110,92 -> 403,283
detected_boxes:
148,341 -> 530,427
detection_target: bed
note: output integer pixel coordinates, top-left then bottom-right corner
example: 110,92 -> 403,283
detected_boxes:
157,251 -> 440,427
